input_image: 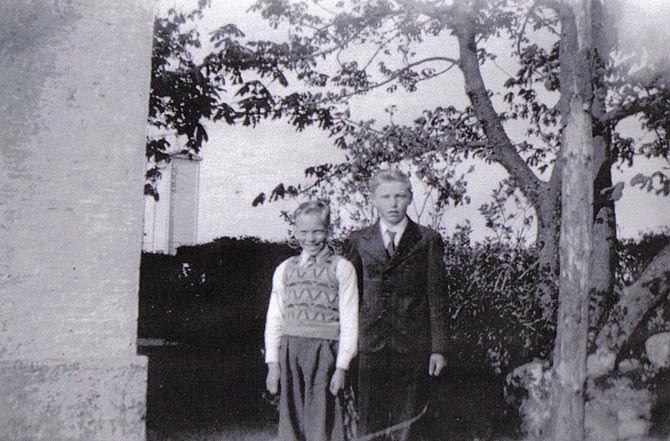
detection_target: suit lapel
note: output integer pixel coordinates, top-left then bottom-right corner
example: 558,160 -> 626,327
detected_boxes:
387,220 -> 422,269
360,221 -> 388,265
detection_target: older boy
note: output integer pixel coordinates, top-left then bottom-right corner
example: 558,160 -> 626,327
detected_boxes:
345,169 -> 448,441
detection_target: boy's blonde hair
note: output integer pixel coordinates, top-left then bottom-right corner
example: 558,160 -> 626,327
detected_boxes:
369,169 -> 412,195
293,201 -> 330,227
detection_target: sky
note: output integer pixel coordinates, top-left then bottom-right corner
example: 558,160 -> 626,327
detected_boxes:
158,0 -> 670,243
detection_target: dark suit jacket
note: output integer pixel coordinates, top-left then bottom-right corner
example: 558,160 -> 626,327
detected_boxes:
345,219 -> 448,355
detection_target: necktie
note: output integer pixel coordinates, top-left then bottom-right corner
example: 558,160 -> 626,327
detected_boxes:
386,230 -> 396,258
306,256 -> 317,267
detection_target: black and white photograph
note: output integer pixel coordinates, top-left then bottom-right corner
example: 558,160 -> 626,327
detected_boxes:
2,0 -> 670,440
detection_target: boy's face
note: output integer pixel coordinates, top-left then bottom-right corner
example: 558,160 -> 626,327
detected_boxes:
372,180 -> 412,225
294,213 -> 328,256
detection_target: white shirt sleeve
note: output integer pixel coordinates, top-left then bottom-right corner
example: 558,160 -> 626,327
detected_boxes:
264,260 -> 287,364
335,258 -> 359,370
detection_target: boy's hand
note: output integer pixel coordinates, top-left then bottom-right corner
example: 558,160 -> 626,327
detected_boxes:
329,368 -> 346,395
428,353 -> 446,376
266,362 -> 280,395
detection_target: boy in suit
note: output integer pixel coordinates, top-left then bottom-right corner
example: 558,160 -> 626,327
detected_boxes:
346,169 -> 448,441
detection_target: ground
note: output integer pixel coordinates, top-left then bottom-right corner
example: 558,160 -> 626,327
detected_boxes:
140,342 -> 521,441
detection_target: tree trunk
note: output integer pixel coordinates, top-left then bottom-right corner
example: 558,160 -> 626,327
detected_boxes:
590,133 -> 618,342
550,2 -> 598,440
535,2 -> 616,341
536,175 -> 562,315
551,95 -> 593,441
589,0 -> 618,344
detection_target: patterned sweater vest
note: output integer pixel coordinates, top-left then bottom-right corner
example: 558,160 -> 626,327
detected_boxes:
282,254 -> 341,341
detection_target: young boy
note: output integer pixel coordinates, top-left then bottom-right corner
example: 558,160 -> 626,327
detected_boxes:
345,169 -> 448,441
264,201 -> 359,441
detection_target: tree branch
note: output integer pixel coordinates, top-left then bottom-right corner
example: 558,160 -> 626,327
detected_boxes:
601,94 -> 662,125
535,0 -> 563,13
394,0 -> 455,23
596,243 -> 670,355
454,9 -> 546,206
338,116 -> 488,152
325,56 -> 459,103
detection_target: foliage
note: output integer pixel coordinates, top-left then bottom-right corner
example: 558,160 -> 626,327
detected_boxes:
231,0 -> 668,205
138,237 -> 294,346
139,231 -> 670,379
478,177 -> 535,244
147,3 -> 213,199
444,225 -> 555,374
147,0 -> 670,256
139,233 -> 557,371
616,230 -> 670,286
146,1 -> 294,198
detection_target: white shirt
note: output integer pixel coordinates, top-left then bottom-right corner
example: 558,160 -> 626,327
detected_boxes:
264,250 -> 359,370
379,216 -> 409,249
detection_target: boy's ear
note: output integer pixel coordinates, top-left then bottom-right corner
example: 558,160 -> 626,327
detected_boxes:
370,194 -> 380,210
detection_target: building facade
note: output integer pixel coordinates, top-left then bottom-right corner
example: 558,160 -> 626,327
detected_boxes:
144,150 -> 202,255
0,1 -> 153,439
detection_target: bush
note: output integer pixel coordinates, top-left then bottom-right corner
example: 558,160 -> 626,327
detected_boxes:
443,228 -> 556,374
139,232 -> 557,369
139,236 -> 295,348
139,232 -> 670,375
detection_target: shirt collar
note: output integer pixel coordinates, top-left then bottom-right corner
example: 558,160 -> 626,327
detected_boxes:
379,216 -> 409,237
299,246 -> 332,266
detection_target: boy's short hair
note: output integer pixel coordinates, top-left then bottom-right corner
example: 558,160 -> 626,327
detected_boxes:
369,169 -> 412,195
293,201 -> 331,227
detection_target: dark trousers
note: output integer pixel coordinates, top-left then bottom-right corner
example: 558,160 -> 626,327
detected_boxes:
279,336 -> 345,441
357,349 -> 429,441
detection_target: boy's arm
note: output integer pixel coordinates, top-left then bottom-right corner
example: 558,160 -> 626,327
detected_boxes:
427,233 -> 449,358
342,236 -> 364,298
329,368 -> 347,395
429,353 -> 446,376
334,258 -> 359,370
266,362 -> 280,395
264,261 -> 286,366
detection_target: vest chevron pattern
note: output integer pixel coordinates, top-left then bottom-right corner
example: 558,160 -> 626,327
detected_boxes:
282,253 -> 341,341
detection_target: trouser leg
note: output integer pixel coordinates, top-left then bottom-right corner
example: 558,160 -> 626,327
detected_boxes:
358,350 -> 391,439
278,337 -> 304,441
279,336 -> 344,441
358,350 -> 428,441
388,352 -> 428,441
303,339 -> 344,441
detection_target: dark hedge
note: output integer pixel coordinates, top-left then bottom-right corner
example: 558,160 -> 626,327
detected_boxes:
138,232 -> 669,373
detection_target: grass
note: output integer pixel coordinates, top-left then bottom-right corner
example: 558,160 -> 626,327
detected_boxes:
147,421 -> 276,441
141,343 -> 524,441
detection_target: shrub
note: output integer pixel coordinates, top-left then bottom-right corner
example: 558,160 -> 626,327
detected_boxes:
443,227 -> 556,374
139,236 -> 294,348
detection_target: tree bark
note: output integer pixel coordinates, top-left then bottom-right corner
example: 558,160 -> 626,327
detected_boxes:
537,170 -> 563,276
454,4 -> 562,310
536,174 -> 562,314
589,0 -> 618,344
550,2 -> 597,440
590,133 -> 617,341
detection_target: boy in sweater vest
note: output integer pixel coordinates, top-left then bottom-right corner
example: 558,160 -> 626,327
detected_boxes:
265,201 -> 359,441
